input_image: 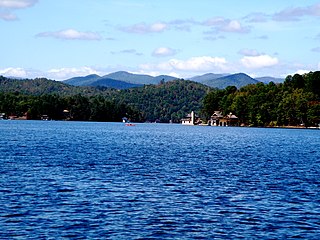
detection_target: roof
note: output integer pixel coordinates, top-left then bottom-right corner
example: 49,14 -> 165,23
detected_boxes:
211,111 -> 223,118
210,111 -> 238,120
226,112 -> 238,119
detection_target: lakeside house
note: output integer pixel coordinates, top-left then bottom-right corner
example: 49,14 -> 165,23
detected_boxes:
209,111 -> 239,126
181,111 -> 202,125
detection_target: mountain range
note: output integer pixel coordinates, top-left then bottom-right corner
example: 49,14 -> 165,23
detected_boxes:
63,71 -> 283,90
64,71 -> 176,89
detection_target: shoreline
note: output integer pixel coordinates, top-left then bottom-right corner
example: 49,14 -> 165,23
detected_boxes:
1,119 -> 320,130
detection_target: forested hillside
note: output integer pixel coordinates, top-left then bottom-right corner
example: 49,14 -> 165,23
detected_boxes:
0,76 -> 210,122
0,76 -> 109,96
0,76 -> 140,121
202,71 -> 320,127
109,80 -> 211,122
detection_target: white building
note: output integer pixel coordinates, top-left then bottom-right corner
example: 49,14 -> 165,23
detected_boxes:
181,111 -> 202,125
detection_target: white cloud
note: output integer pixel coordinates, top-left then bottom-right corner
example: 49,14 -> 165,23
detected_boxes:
0,0 -> 37,9
169,56 -> 227,71
150,23 -> 167,32
294,69 -> 311,75
36,29 -> 102,41
120,22 -> 167,34
0,67 -> 28,78
241,55 -> 279,69
47,67 -> 100,80
140,56 -> 228,74
224,20 -> 243,32
152,47 -> 177,57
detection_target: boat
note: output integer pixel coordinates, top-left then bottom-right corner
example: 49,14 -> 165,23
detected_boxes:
123,117 -> 135,126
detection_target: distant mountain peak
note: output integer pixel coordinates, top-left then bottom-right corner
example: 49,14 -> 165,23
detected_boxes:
200,72 -> 258,89
86,74 -> 101,78
190,73 -> 228,82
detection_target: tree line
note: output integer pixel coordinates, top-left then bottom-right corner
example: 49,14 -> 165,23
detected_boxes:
202,71 -> 320,127
0,77 -> 209,123
0,93 -> 143,122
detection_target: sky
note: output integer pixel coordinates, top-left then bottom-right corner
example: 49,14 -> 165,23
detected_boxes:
1,0 -> 320,80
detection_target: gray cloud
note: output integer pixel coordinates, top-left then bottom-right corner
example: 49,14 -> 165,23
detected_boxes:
0,11 -> 17,21
238,48 -> 261,57
256,35 -> 269,40
168,18 -> 198,32
36,29 -> 102,41
244,12 -> 269,23
120,22 -> 167,34
0,0 -> 38,9
118,3 -> 319,38
273,3 -> 320,21
311,47 -> 320,52
203,17 -> 251,34
203,35 -> 226,41
120,17 -> 251,35
111,49 -> 143,56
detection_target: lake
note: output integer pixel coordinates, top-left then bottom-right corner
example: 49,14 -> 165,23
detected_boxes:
0,121 -> 319,239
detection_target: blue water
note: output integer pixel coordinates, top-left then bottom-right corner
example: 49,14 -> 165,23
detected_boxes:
0,121 -> 319,239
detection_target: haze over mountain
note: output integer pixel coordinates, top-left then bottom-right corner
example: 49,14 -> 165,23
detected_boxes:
104,71 -> 176,85
64,74 -> 101,86
255,77 -> 284,83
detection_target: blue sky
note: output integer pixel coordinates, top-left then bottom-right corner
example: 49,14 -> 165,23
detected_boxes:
1,0 -> 320,80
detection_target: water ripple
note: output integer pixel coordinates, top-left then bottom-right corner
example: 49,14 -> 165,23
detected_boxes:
0,121 -> 319,239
